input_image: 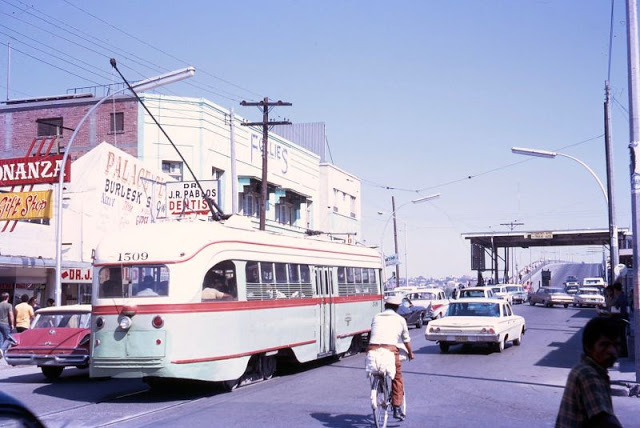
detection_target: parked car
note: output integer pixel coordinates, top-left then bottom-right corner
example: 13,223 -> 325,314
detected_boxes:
504,284 -> 528,304
490,285 -> 514,305
565,275 -> 578,283
425,298 -> 525,353
396,297 -> 429,328
404,288 -> 449,319
582,277 -> 606,288
573,287 -> 606,308
5,304 -> 91,380
529,287 -> 573,308
456,286 -> 495,299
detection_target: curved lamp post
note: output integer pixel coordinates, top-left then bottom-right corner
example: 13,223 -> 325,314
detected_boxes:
54,65 -> 196,305
511,146 -> 619,279
379,193 -> 440,288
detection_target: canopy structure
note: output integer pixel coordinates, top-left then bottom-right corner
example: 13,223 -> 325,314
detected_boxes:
462,228 -> 630,285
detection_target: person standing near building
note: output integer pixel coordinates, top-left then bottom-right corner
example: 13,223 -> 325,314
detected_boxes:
14,294 -> 34,333
0,292 -> 14,358
555,316 -> 622,428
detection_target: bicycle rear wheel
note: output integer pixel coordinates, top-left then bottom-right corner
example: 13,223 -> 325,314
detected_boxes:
371,376 -> 389,428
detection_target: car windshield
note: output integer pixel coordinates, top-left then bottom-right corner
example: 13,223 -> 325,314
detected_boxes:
33,312 -> 91,329
579,289 -> 600,295
548,288 -> 565,294
411,292 -> 436,300
461,290 -> 486,298
447,302 -> 500,317
506,286 -> 521,293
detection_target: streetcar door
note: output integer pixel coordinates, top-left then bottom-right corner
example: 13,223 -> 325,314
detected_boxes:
315,266 -> 335,355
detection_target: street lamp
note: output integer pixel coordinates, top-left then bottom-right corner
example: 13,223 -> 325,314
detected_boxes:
511,146 -> 619,281
379,193 -> 440,288
54,63 -> 195,306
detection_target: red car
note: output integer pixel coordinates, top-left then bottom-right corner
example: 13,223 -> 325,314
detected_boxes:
5,304 -> 91,380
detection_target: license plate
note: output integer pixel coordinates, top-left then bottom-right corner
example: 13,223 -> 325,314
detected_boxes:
455,336 -> 468,342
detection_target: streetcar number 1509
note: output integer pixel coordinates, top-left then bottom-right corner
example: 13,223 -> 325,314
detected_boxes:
118,252 -> 149,262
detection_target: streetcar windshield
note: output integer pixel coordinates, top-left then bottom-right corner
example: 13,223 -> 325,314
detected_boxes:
98,265 -> 169,298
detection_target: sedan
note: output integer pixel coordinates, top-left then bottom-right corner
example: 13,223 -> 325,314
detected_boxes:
5,304 -> 91,380
573,287 -> 605,308
529,287 -> 574,308
425,298 -> 525,353
397,297 -> 429,328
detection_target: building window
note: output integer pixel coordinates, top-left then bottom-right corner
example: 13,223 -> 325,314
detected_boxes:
211,167 -> 224,180
276,202 -> 295,225
162,160 -> 183,181
333,188 -> 339,213
37,117 -> 63,137
242,193 -> 260,217
350,195 -> 356,218
109,112 -> 124,133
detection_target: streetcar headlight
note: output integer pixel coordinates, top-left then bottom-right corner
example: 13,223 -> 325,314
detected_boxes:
95,316 -> 105,330
119,316 -> 132,330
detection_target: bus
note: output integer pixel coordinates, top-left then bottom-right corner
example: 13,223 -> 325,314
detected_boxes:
89,217 -> 383,389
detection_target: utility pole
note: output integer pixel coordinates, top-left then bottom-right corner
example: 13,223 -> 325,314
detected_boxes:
240,97 -> 291,230
625,0 -> 640,380
500,221 -> 524,283
392,196 -> 401,287
604,81 -> 620,284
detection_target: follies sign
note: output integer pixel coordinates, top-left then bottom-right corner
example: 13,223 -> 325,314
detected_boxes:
0,190 -> 53,221
0,155 -> 71,186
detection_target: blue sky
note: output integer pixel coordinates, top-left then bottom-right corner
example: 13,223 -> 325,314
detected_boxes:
0,0 -> 633,277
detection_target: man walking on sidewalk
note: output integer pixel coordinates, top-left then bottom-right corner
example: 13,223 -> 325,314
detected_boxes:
556,316 -> 622,428
0,292 -> 14,359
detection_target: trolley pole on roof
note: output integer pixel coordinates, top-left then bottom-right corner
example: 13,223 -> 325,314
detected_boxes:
240,97 -> 291,230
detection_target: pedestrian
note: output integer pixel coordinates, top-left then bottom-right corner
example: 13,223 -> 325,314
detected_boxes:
611,282 -> 629,357
555,316 -> 623,428
14,294 -> 34,333
28,296 -> 40,311
602,286 -> 615,312
0,292 -> 15,359
46,298 -> 55,307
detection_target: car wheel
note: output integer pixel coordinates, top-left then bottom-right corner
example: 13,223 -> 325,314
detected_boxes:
439,342 -> 450,353
415,313 -> 424,329
496,337 -> 506,353
260,354 -> 277,380
564,304 -> 569,308
41,366 -> 64,380
529,300 -> 535,306
513,328 -> 524,346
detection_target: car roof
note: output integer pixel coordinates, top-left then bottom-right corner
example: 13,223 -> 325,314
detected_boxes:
409,288 -> 441,293
450,298 -> 504,304
462,286 -> 493,291
578,287 -> 600,291
35,304 -> 92,314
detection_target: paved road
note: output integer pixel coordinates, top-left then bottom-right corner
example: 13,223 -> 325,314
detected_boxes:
1,303 -> 637,427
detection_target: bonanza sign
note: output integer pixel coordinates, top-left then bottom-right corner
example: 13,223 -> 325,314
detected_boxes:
0,155 -> 71,186
0,190 -> 53,220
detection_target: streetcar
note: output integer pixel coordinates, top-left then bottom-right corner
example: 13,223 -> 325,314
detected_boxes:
89,216 -> 383,388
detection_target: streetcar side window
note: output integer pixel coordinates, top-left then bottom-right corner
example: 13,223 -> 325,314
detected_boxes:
202,260 -> 237,302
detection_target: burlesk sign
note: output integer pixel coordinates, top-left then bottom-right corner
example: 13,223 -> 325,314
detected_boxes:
0,155 -> 71,186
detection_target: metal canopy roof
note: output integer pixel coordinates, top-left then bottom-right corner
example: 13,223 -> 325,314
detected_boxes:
462,228 -> 630,249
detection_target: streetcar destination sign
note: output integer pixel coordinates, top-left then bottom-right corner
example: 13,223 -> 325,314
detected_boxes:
530,232 -> 553,239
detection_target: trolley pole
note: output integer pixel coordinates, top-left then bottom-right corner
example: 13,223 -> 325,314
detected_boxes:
392,196 -> 401,287
240,98 -> 291,230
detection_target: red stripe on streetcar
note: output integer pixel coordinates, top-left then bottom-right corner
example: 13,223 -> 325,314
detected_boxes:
171,340 -> 316,364
93,294 -> 382,315
94,239 -> 380,267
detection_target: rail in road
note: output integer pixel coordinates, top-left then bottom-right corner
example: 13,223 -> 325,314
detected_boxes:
1,304 -> 637,427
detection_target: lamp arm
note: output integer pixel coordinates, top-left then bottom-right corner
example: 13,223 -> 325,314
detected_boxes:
556,153 -> 608,204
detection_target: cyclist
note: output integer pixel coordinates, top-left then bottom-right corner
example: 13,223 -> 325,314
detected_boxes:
367,295 -> 415,421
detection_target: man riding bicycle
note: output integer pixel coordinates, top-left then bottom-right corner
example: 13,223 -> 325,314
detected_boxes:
367,295 -> 415,421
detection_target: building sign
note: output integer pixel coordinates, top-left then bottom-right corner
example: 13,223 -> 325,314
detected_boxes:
0,155 -> 71,186
530,232 -> 553,239
60,267 -> 92,283
251,134 -> 289,174
0,190 -> 52,220
384,254 -> 399,266
166,180 -> 218,217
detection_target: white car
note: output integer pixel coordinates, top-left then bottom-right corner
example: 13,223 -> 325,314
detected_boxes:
456,286 -> 495,300
404,288 -> 449,319
573,287 -> 605,308
425,298 -> 525,353
582,277 -> 606,288
490,285 -> 514,305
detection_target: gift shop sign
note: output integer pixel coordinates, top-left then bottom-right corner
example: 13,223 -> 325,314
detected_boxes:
0,190 -> 53,221
166,180 -> 218,217
0,155 -> 71,186
60,267 -> 92,284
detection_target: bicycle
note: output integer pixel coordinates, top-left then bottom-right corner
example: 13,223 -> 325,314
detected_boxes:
369,370 -> 406,428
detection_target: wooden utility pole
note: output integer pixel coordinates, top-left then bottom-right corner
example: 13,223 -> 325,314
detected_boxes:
240,97 -> 291,230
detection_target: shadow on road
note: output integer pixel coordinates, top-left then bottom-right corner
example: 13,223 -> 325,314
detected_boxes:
310,412 -> 394,428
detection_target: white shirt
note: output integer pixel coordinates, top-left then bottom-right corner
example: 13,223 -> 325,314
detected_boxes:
369,309 -> 411,351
